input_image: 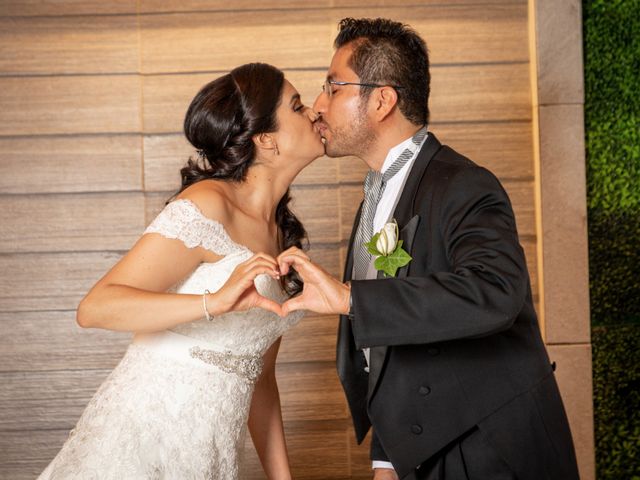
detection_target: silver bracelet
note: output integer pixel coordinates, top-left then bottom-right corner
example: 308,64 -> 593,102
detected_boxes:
202,289 -> 213,322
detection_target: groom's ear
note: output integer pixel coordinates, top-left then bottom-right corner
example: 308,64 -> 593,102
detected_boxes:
371,86 -> 399,122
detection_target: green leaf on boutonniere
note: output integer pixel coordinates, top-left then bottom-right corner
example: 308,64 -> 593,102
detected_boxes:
373,239 -> 412,277
364,232 -> 383,256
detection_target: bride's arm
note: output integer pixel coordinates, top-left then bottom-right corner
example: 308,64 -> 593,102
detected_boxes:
248,338 -> 292,480
76,233 -> 281,333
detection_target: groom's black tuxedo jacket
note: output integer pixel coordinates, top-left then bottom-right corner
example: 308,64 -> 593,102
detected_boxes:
338,133 -> 578,479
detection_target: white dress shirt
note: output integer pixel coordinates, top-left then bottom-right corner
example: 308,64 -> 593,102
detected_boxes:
355,131 -> 428,471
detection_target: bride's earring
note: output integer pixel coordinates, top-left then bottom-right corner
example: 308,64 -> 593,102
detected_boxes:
273,143 -> 280,156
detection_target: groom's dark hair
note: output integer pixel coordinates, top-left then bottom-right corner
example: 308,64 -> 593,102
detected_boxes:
334,17 -> 430,126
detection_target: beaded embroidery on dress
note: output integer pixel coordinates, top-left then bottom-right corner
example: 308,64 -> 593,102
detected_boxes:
38,199 -> 303,480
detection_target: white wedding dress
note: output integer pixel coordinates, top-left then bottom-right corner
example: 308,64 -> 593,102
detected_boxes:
39,199 -> 303,480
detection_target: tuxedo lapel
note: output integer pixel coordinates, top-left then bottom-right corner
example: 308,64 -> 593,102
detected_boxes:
342,202 -> 362,283
366,133 -> 442,404
391,133 -> 442,227
337,202 -> 371,439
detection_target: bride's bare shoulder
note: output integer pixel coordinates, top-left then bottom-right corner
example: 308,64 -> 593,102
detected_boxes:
175,180 -> 233,224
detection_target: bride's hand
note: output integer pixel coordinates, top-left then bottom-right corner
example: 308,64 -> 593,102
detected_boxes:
277,247 -> 350,316
209,253 -> 284,317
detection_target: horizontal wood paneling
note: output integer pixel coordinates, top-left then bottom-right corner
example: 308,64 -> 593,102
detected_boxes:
0,429 -> 70,480
0,252 -> 121,312
433,122 -> 534,180
140,10 -> 334,74
0,311 -> 130,372
430,63 -> 531,122
0,1 -> 136,16
0,75 -> 141,136
0,369 -> 112,431
279,313 -> 337,363
0,15 -> 138,75
278,362 -> 347,422
139,0 -> 526,15
241,420 -> 351,479
290,186 -> 340,243
0,193 -> 145,253
139,4 -> 527,74
0,135 -> 142,194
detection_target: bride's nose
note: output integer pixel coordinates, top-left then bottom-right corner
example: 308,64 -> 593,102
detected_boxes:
305,107 -> 319,123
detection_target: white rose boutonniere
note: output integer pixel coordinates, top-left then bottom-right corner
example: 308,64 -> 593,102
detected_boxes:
364,219 -> 412,277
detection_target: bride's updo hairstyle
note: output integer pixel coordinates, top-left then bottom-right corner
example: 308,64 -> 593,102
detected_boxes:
175,63 -> 306,296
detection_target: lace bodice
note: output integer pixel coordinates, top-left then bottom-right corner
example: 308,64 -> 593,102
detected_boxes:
144,199 -> 303,355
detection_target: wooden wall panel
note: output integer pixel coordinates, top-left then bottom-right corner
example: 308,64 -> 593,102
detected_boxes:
0,1 -> 136,16
140,10 -> 334,74
0,252 -> 121,312
0,311 -> 130,372
0,193 -> 145,252
0,429 -> 71,480
0,136 -> 142,194
0,369 -> 112,431
278,362 -> 348,422
430,63 -> 531,122
0,15 -> 138,75
140,0 -> 525,14
140,0 -> 331,13
139,4 -> 527,75
0,75 -> 141,136
279,313 -> 337,363
241,421 -> 352,480
435,122 -> 534,180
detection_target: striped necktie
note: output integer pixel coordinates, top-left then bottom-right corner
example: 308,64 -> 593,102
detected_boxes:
353,128 -> 427,280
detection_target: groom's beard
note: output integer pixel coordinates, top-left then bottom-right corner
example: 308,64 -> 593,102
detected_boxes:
321,105 -> 376,159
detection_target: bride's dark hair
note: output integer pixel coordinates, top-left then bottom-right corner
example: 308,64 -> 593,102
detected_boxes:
174,62 -> 306,296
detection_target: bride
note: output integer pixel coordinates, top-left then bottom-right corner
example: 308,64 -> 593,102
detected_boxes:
39,63 -> 324,479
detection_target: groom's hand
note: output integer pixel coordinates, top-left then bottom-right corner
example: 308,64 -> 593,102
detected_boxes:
373,468 -> 399,480
277,247 -> 350,316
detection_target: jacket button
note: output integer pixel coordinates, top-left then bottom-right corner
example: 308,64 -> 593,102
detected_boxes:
411,424 -> 423,435
418,386 -> 431,396
427,347 -> 440,356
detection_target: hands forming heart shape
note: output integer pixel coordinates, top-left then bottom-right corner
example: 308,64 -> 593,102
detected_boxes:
211,247 -> 351,318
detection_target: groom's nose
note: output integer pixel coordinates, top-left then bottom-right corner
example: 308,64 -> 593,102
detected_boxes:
312,91 -> 326,116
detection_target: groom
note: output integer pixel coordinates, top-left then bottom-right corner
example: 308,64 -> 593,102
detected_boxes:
278,17 -> 579,480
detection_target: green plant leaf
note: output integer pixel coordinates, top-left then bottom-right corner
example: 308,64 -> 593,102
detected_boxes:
364,232 -> 382,256
373,245 -> 412,277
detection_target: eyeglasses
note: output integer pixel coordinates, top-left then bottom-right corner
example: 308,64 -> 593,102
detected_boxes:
322,79 -> 404,98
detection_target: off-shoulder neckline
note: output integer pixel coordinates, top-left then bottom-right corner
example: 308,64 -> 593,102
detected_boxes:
169,198 -> 253,255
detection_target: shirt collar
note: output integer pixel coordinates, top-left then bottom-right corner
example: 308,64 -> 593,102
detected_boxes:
380,130 -> 428,175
